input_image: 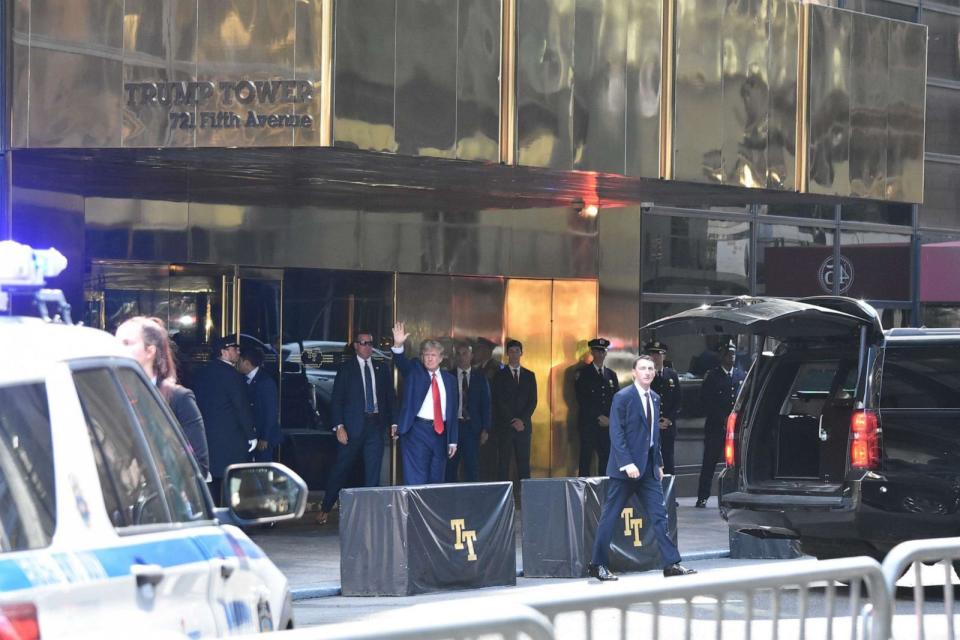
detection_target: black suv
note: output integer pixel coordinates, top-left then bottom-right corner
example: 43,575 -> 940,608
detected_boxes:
646,296 -> 960,560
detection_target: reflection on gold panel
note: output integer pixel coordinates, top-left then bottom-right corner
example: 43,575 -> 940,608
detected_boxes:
550,280 -> 597,477
886,21 -> 926,203
673,0 -> 723,183
848,12 -> 887,199
598,206 -> 641,361
196,0 -> 297,147
504,279 -> 553,477
10,0 -> 31,148
395,274 -> 455,364
450,277 -> 506,344
30,0 -> 123,48
626,0 -> 663,178
294,0 -> 325,146
806,6 -> 851,196
457,0 -> 501,162
768,0 -> 798,190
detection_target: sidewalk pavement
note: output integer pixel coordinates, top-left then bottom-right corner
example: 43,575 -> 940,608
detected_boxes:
247,495 -> 731,600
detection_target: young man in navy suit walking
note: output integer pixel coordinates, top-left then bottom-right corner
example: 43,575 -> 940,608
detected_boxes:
316,331 -> 396,525
446,341 -> 492,482
391,322 -> 459,485
588,355 -> 696,581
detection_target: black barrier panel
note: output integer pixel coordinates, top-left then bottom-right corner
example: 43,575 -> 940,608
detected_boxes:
340,482 -> 516,596
521,476 -> 677,577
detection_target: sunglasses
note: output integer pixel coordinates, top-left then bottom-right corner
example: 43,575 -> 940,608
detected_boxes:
355,340 -> 375,346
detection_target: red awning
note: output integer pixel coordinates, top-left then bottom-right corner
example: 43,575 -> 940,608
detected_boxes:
920,241 -> 960,303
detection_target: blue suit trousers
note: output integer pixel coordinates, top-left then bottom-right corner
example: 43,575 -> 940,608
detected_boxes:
403,418 -> 447,484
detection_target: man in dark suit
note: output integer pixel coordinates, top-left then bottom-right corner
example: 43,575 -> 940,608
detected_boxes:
238,345 -> 282,463
193,335 -> 256,505
588,355 -> 696,581
446,341 -> 492,482
316,331 -> 396,524
492,339 -> 538,482
575,337 -> 619,477
473,337 -> 502,382
696,342 -> 746,507
647,340 -> 682,476
391,322 -> 458,485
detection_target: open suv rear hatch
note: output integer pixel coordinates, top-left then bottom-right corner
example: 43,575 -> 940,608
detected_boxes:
644,296 -> 882,497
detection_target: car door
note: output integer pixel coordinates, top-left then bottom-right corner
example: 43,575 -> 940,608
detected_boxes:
72,365 -> 221,638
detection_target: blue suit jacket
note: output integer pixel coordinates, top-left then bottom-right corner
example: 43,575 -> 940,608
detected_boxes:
248,368 -> 282,448
329,356 -> 395,438
605,384 -> 663,480
452,367 -> 492,432
393,350 -> 459,445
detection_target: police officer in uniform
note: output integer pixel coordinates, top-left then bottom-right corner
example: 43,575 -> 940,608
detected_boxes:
646,340 -> 681,476
696,341 -> 746,507
574,338 -> 620,476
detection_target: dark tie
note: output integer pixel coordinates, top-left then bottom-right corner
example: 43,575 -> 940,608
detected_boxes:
513,368 -> 519,384
461,371 -> 470,420
363,360 -> 375,413
431,373 -> 444,434
645,392 -> 654,448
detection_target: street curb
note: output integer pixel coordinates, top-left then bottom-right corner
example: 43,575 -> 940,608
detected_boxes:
290,548 -> 731,601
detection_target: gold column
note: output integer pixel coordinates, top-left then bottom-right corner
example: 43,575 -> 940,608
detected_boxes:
499,0 -> 517,165
796,2 -> 810,194
319,0 -> 336,147
659,0 -> 675,180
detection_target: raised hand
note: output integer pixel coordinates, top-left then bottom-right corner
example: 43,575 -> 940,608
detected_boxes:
392,321 -> 409,346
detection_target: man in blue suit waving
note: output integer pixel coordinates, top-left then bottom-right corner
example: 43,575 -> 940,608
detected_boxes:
391,322 -> 459,485
588,355 -> 696,581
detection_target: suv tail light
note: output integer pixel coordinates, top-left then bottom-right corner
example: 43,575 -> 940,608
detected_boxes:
724,411 -> 737,467
850,410 -> 880,470
0,603 -> 39,640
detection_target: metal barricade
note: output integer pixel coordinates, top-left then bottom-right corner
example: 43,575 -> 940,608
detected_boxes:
882,536 -> 960,640
513,556 -> 890,640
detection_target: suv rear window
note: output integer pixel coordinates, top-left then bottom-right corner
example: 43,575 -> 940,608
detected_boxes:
880,345 -> 960,409
0,383 -> 56,552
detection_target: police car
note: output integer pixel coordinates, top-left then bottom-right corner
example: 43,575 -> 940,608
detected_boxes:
0,242 -> 307,638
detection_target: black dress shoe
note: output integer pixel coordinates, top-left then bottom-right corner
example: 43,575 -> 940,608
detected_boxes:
587,563 -> 618,581
694,498 -> 707,508
663,563 -> 697,577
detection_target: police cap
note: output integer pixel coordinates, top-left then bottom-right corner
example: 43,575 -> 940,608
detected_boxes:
213,335 -> 240,352
587,338 -> 610,351
720,340 -> 737,353
643,340 -> 668,354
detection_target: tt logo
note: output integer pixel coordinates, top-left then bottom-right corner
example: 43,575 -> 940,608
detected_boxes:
620,507 -> 644,547
450,519 -> 478,561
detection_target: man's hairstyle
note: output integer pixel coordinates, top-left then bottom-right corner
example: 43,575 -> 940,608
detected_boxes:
420,339 -> 445,355
505,339 -> 523,352
454,341 -> 473,353
240,345 -> 265,368
354,330 -> 373,342
632,354 -> 655,368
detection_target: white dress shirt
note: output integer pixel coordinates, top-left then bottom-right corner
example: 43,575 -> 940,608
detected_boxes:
245,366 -> 259,384
416,370 -> 447,421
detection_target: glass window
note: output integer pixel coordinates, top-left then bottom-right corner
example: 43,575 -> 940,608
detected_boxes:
923,9 -> 960,81
641,215 -> 750,295
760,203 -> 836,220
757,223 -> 835,295
841,202 -> 912,226
640,301 -> 750,378
880,345 -> 960,409
920,161 -> 960,230
74,368 -> 169,528
838,229 -> 912,300
925,85 -> 960,157
114,368 -> 209,523
919,230 -> 960,324
846,0 -> 918,21
0,383 -> 56,552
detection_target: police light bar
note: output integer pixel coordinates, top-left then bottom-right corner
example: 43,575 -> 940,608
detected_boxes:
0,241 -> 68,287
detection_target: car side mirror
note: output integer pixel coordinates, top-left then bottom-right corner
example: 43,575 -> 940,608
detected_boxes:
221,463 -> 308,525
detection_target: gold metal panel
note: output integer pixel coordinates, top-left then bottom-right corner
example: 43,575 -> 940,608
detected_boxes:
500,0 -> 517,164
122,0 -> 198,148
886,21 -> 926,203
195,0 -> 297,147
395,274 -> 455,361
294,0 -> 326,146
85,197 -> 190,262
572,0 -> 627,173
395,0 -> 458,158
847,12 -> 887,199
767,0 -> 797,190
333,0 -> 397,152
598,206 -> 641,358
504,279 -> 553,477
30,0 -> 123,48
516,0 -> 575,168
721,0 -> 768,189
626,0 -> 663,178
10,0 -> 31,148
28,49 -> 123,147
450,276 -> 506,343
457,0 -> 501,162
502,206 -> 599,279
806,5 -> 851,196
550,279 -> 597,476
672,0 -> 723,183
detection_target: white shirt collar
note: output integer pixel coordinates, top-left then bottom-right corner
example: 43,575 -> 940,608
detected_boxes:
246,366 -> 259,383
633,381 -> 652,397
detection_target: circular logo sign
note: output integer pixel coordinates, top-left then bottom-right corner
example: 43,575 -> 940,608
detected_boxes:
818,255 -> 854,294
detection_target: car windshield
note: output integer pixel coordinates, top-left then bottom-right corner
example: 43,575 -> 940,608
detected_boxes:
0,382 -> 56,552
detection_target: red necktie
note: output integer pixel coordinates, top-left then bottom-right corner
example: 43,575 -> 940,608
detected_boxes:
431,373 -> 444,435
